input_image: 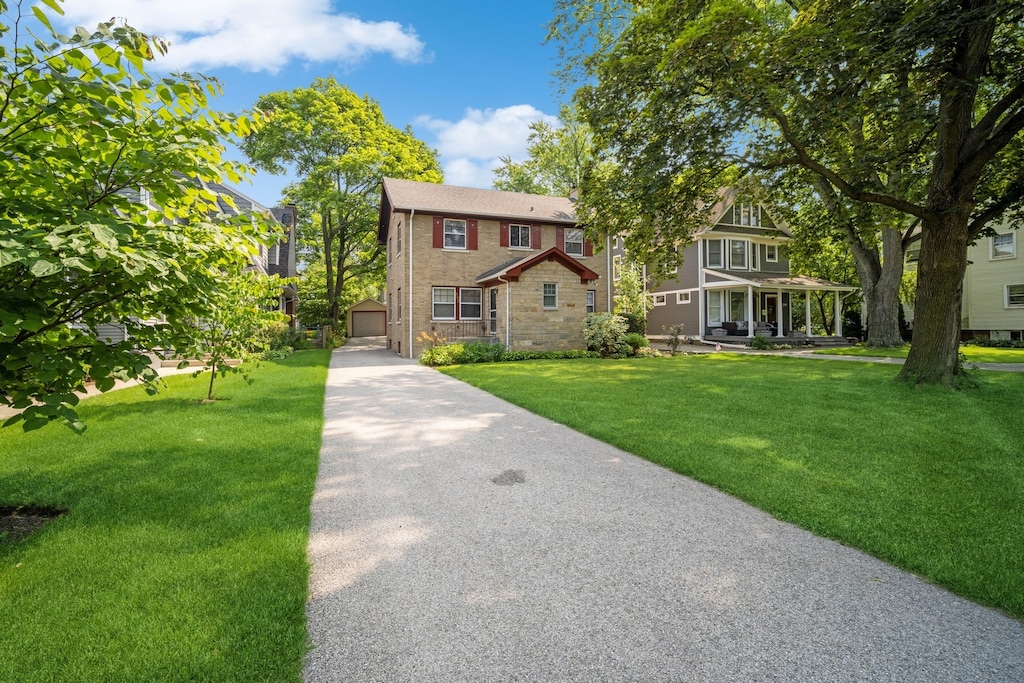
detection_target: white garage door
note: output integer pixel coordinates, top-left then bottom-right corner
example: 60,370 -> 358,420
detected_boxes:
351,311 -> 386,337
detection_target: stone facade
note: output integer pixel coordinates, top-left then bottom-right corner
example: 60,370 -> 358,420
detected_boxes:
380,179 -> 611,358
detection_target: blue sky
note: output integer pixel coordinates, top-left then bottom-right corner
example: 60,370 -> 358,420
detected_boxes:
56,0 -> 567,207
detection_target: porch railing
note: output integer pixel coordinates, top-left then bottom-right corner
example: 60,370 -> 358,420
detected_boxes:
429,320 -> 493,342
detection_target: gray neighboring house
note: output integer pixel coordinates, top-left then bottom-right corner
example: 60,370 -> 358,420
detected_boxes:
637,188 -> 858,344
87,182 -> 299,344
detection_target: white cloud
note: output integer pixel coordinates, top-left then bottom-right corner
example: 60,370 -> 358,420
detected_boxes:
58,0 -> 426,72
415,105 -> 558,189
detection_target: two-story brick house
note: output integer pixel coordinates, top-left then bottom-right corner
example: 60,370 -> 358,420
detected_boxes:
640,189 -> 857,343
378,178 -> 613,359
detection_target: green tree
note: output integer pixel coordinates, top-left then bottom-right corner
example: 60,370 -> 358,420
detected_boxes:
295,259 -> 382,331
240,78 -> 442,325
179,268 -> 288,401
554,0 -> 1024,385
492,105 -> 594,196
0,0 -> 271,431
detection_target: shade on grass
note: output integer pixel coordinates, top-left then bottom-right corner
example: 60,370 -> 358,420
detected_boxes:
442,354 -> 1024,621
0,350 -> 330,682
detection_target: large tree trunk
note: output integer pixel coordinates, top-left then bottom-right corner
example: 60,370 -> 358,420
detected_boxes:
898,213 -> 969,385
862,226 -> 905,347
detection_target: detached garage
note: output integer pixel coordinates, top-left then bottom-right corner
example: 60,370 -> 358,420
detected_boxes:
347,299 -> 387,337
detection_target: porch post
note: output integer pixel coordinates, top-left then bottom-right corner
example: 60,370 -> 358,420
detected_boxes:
805,293 -> 812,337
833,290 -> 842,336
747,285 -> 755,338
697,241 -> 705,339
775,287 -> 783,337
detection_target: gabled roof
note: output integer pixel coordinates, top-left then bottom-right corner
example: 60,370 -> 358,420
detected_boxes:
476,247 -> 600,287
379,178 -> 576,243
694,187 -> 791,238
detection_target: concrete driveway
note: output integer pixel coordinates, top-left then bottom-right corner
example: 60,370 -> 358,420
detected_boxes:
305,339 -> 1024,682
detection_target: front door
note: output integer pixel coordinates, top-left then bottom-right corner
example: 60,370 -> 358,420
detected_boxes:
764,294 -> 778,326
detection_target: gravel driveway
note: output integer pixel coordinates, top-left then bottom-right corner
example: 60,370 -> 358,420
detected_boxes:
304,339 -> 1024,682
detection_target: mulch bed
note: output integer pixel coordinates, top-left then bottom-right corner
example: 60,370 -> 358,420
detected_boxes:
0,506 -> 66,543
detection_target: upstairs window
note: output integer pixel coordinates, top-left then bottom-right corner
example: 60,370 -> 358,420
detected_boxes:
735,203 -> 760,226
510,224 -> 531,248
729,239 -> 748,270
765,244 -> 778,262
564,228 -> 584,256
992,233 -> 1015,260
444,219 -> 467,249
706,239 -> 724,268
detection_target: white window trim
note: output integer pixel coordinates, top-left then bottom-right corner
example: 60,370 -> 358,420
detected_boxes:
652,293 -> 667,306
586,290 -> 596,313
706,238 -> 724,269
707,290 -> 723,325
729,239 -> 749,270
1006,283 -> 1024,308
509,223 -> 532,250
676,291 -> 691,305
991,233 -> 1016,260
443,218 -> 467,250
765,243 -> 778,262
543,283 -> 558,309
432,286 -> 457,320
564,228 -> 584,256
459,287 -> 483,320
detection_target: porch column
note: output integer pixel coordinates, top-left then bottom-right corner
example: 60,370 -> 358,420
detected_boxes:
776,287 -> 784,337
697,241 -> 705,339
805,293 -> 812,337
833,290 -> 842,336
747,285 -> 755,338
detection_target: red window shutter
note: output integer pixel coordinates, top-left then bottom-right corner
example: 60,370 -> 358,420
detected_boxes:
432,216 -> 443,248
467,219 -> 478,250
556,226 -> 565,251
500,221 -> 509,247
531,224 -> 542,249
584,238 -> 593,257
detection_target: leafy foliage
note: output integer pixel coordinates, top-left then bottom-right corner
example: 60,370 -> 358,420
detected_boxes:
0,0 -> 270,431
176,268 -> 289,401
418,341 -> 598,367
583,312 -> 629,357
240,78 -> 442,325
492,105 -> 594,196
555,0 -> 1024,384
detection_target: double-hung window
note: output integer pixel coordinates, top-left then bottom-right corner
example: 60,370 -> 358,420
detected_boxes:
432,287 -> 457,319
707,290 -> 723,325
587,290 -> 596,313
510,224 -> 531,248
706,239 -> 724,268
729,240 -> 748,270
736,203 -> 760,226
460,288 -> 482,319
543,283 -> 558,309
432,286 -> 482,320
765,244 -> 778,262
444,219 -> 467,249
992,233 -> 1015,260
1007,284 -> 1024,308
564,228 -> 584,256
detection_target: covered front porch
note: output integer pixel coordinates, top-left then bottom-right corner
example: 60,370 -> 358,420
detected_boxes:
701,273 -> 858,345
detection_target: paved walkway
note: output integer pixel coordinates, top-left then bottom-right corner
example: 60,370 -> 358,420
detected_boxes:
305,338 -> 1024,682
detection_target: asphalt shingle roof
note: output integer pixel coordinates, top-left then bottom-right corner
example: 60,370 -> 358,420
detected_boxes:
381,178 -> 577,224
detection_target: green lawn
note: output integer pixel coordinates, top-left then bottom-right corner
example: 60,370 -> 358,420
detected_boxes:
814,344 -> 1024,363
442,354 -> 1024,621
0,350 -> 330,682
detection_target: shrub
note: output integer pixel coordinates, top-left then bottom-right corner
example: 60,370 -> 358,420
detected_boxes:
623,332 -> 649,353
634,346 -> 662,358
750,334 -> 772,350
663,323 -> 685,356
462,340 -> 506,363
962,337 -> 1024,348
584,313 -> 629,357
619,311 -> 648,335
260,347 -> 293,361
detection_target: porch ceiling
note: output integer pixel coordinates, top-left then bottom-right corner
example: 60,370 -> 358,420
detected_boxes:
702,269 -> 857,291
